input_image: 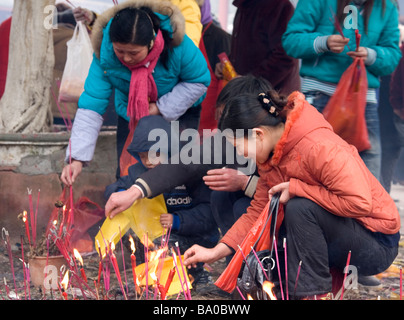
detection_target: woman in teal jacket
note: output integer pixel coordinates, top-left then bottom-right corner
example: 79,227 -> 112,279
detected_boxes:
61,0 -> 210,185
282,0 -> 401,181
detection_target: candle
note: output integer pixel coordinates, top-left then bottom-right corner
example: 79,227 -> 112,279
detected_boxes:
61,270 -> 69,300
128,235 -> 139,292
164,267 -> 175,297
22,211 -> 31,246
73,249 -> 88,283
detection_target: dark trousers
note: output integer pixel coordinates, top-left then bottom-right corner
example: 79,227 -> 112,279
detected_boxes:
279,197 -> 398,297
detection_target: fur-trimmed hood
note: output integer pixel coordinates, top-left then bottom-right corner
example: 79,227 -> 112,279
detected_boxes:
268,91 -> 333,167
91,0 -> 186,59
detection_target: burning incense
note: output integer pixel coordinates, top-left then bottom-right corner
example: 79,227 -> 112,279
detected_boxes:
144,234 -> 149,299
33,189 -> 40,246
175,242 -> 191,300
250,246 -> 269,281
340,250 -> 351,300
328,5 -> 351,50
236,286 -> 246,300
2,228 -> 18,298
283,238 -> 289,300
293,260 -> 302,297
400,266 -> 402,300
118,227 -> 129,296
110,242 -> 128,300
20,236 -> 27,300
171,248 -> 187,299
237,245 -> 254,279
273,236 -> 284,300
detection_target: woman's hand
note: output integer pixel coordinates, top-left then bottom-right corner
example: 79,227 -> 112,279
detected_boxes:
327,35 -> 350,53
60,160 -> 83,186
184,243 -> 232,268
268,182 -> 292,204
160,213 -> 173,229
149,102 -> 161,116
203,168 -> 249,192
105,185 -> 142,219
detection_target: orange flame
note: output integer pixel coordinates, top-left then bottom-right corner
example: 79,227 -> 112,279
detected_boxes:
61,270 -> 69,291
73,248 -> 84,267
247,294 -> 254,300
263,281 -> 277,300
22,210 -> 27,223
129,235 -> 136,255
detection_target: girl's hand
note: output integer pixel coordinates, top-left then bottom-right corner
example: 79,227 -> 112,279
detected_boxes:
203,168 -> 249,192
327,35 -> 350,53
268,182 -> 292,204
184,243 -> 232,268
346,47 -> 368,60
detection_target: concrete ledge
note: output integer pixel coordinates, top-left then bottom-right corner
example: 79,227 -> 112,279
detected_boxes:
0,130 -> 118,245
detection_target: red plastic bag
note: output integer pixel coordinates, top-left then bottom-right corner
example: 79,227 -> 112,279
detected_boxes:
322,57 -> 371,152
215,201 -> 284,293
46,187 -> 104,253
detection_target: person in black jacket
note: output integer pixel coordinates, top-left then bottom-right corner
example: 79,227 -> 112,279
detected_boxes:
105,115 -> 219,286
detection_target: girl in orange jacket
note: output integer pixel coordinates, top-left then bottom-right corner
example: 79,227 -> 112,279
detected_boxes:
184,88 -> 401,299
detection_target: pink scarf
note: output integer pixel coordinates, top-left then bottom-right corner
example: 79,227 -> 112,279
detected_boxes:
119,30 -> 164,130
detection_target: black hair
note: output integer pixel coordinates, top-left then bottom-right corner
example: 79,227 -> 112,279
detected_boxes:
216,74 -> 273,108
109,7 -> 172,68
218,85 -> 288,137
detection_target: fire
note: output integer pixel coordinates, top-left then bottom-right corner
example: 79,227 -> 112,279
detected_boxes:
73,248 -> 84,266
262,281 -> 277,300
22,210 -> 27,222
247,294 -> 254,300
61,270 -> 69,291
110,241 -> 115,253
149,248 -> 165,262
150,272 -> 157,283
129,235 -> 136,254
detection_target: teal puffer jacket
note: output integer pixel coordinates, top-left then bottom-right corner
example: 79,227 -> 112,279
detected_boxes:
79,9 -> 210,121
282,0 -> 401,88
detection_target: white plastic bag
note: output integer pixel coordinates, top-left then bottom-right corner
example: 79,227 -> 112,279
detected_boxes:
59,22 -> 93,103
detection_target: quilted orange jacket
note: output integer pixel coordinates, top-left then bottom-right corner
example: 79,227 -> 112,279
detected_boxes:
221,91 -> 401,251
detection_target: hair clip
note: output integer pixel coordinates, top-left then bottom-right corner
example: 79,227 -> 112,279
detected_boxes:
258,93 -> 278,116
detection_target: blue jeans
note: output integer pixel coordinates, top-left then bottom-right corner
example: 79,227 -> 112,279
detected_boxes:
305,91 -> 381,181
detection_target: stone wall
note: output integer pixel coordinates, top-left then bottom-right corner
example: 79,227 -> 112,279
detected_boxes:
0,130 -> 117,246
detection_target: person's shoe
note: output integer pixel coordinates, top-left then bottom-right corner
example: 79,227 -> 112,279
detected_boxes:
358,275 -> 381,287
